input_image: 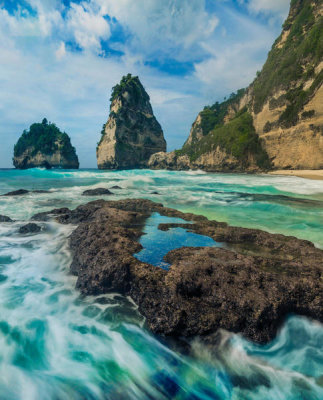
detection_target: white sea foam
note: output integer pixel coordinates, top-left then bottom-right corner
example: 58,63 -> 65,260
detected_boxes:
0,169 -> 322,398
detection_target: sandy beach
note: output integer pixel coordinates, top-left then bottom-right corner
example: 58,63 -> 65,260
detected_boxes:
268,170 -> 323,181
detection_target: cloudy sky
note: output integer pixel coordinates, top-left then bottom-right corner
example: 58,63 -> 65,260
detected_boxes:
0,0 -> 290,168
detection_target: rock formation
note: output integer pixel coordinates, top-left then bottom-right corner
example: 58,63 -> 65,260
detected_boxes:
149,0 -> 323,171
0,215 -> 13,222
32,198 -> 323,345
19,223 -> 41,234
97,74 -> 166,169
82,188 -> 113,196
2,189 -> 50,196
13,119 -> 79,169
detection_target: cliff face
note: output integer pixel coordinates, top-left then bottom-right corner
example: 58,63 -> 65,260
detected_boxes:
247,0 -> 323,169
13,119 -> 79,169
150,108 -> 270,172
97,74 -> 166,169
150,0 -> 323,171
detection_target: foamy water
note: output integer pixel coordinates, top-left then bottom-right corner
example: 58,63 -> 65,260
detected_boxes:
0,168 -> 322,399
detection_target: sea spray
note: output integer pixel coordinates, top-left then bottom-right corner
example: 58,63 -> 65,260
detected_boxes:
0,168 -> 322,246
0,168 -> 322,398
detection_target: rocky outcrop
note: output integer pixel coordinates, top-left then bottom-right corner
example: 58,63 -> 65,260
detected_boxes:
14,150 -> 79,170
82,188 -> 113,196
97,74 -> 166,169
2,189 -> 30,196
148,147 -> 261,172
0,215 -> 13,222
149,110 -> 270,172
19,223 -> 41,234
150,0 -> 323,171
2,189 -> 51,196
13,119 -> 79,169
32,199 -> 323,345
148,151 -> 190,170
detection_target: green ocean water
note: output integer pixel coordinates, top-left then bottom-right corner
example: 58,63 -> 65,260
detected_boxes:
0,168 -> 322,399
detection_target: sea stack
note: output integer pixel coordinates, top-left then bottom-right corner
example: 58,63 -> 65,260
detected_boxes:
13,119 -> 79,169
97,74 -> 166,169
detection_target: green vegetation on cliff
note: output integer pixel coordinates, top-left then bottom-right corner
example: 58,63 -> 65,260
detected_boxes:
14,119 -> 77,158
252,0 -> 323,126
110,73 -> 148,104
180,110 -> 270,169
186,89 -> 246,145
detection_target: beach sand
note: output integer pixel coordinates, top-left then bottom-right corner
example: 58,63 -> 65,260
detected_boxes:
268,170 -> 323,181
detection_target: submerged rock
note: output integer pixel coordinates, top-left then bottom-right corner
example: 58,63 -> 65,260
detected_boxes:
110,185 -> 122,190
97,74 -> 166,169
3,189 -> 29,196
13,118 -> 79,169
82,188 -> 113,196
2,189 -> 52,196
0,215 -> 13,222
19,223 -> 41,234
36,199 -> 323,345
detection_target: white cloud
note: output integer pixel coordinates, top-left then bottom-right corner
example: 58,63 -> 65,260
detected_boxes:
193,5 -> 279,98
243,0 -> 290,18
66,2 -> 111,52
0,7 -> 54,38
0,7 -> 201,166
0,0 -> 289,167
95,0 -> 218,60
194,42 -> 264,96
55,41 -> 66,60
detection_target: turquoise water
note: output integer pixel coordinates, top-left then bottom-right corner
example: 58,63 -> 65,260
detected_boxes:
134,213 -> 221,269
1,168 -> 322,246
0,168 -> 322,399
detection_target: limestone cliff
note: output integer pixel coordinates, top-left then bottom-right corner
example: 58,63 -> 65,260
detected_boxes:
97,74 -> 166,169
13,119 -> 79,169
149,0 -> 323,171
247,0 -> 323,169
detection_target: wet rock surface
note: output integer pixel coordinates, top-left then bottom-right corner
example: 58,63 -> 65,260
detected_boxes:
0,215 -> 13,222
3,189 -> 30,196
82,188 -> 113,196
19,223 -> 42,234
32,199 -> 323,344
2,189 -> 51,196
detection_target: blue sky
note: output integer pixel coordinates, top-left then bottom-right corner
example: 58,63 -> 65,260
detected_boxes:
0,0 -> 290,167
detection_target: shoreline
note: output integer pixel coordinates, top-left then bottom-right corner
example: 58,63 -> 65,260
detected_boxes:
268,169 -> 323,181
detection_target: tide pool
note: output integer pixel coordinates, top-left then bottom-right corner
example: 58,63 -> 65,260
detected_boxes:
0,168 -> 322,399
134,213 -> 221,269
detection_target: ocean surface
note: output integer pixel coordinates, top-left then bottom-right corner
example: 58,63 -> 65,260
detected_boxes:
0,168 -> 322,399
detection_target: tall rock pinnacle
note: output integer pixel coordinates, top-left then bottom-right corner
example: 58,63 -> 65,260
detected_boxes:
97,74 -> 166,169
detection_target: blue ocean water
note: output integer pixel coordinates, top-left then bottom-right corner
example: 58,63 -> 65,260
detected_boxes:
134,213 -> 221,269
0,168 -> 322,399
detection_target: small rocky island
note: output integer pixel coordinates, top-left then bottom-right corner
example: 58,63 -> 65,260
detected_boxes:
97,74 -> 166,169
32,198 -> 323,345
13,118 -> 79,169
